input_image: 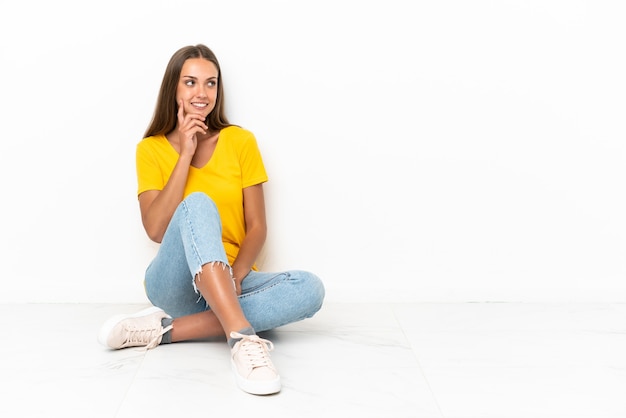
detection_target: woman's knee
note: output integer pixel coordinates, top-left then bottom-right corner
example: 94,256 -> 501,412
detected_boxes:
290,270 -> 325,314
184,192 -> 216,210
178,192 -> 221,224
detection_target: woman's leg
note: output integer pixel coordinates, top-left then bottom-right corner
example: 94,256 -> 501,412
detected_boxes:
144,192 -> 250,339
99,192 -> 323,394
168,269 -> 326,342
100,192 -> 295,394
146,192 -> 279,394
145,192 -> 324,341
190,262 -> 251,337
238,270 -> 325,332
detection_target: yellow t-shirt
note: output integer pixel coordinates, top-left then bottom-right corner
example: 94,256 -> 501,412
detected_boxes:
136,125 -> 268,266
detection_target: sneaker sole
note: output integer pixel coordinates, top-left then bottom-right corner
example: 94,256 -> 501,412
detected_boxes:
97,306 -> 168,348
231,360 -> 281,395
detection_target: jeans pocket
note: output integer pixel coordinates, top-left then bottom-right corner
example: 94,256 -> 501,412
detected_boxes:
240,272 -> 287,294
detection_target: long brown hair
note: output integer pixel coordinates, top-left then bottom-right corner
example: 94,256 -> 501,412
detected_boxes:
144,44 -> 231,138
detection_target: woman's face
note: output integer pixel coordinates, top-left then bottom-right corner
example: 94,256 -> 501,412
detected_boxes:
176,58 -> 219,119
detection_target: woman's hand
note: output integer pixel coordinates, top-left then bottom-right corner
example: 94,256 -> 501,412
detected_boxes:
176,99 -> 207,159
233,276 -> 242,296
230,184 -> 267,296
232,269 -> 250,296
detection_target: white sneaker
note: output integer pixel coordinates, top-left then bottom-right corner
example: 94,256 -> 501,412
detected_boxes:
98,306 -> 172,350
230,332 -> 281,395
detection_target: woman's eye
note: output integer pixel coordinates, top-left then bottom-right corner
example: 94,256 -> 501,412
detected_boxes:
185,80 -> 195,86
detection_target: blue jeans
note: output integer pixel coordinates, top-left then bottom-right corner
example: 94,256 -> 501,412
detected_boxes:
144,192 -> 325,332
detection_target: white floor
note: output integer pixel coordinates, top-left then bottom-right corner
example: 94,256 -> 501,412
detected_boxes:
2,302 -> 626,418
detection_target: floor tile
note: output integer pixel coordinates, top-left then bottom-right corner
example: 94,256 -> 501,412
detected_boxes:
1,302 -> 624,417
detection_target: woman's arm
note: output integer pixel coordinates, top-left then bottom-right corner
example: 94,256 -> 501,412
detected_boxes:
138,153 -> 193,243
139,101 -> 206,243
232,183 -> 267,294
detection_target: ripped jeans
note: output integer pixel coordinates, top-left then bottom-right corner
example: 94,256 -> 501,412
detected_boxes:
143,192 -> 325,332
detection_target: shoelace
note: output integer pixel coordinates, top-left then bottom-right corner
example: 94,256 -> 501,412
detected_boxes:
230,332 -> 275,369
126,323 -> 174,351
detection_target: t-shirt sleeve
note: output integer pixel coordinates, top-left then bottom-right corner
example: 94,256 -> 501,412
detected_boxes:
239,131 -> 269,188
136,139 -> 165,196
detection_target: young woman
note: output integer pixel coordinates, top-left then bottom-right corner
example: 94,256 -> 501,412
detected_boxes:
98,44 -> 325,396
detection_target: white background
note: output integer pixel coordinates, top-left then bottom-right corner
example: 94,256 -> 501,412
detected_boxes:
0,0 -> 624,304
